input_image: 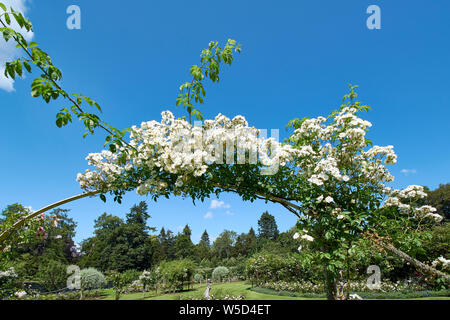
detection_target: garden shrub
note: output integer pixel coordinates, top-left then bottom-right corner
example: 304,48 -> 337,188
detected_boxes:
212,266 -> 229,282
37,260 -> 68,292
121,269 -> 141,285
158,259 -> 196,293
0,267 -> 20,299
194,273 -> 204,283
80,268 -> 106,290
106,270 -> 128,300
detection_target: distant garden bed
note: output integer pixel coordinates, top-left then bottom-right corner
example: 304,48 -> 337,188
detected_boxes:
250,286 -> 450,300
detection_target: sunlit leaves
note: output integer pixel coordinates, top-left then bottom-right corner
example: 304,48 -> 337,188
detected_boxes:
1,2 -> 131,155
177,39 -> 242,123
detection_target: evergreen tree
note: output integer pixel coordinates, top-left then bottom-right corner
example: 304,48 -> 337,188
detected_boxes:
197,230 -> 211,260
80,202 -> 155,271
165,229 -> 177,260
199,230 -> 211,248
257,211 -> 279,240
126,201 -> 150,226
182,224 -> 192,237
212,230 -> 237,260
174,225 -> 196,259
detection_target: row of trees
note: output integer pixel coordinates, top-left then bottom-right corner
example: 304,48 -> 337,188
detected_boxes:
1,191 -> 448,296
1,182 -> 447,290
78,202 -> 293,271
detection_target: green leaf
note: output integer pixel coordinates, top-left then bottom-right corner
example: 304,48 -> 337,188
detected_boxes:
0,3 -> 6,11
100,194 -> 106,202
23,60 -> 31,73
15,61 -> 22,77
7,64 -> 15,79
56,117 -> 63,128
31,87 -> 40,97
12,12 -> 23,28
4,12 -> 10,24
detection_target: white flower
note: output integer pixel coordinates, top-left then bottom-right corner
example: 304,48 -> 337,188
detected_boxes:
301,234 -> 314,242
293,233 -> 300,240
78,111 -> 299,192
297,245 -> 302,252
432,256 -> 449,269
308,176 -> 324,186
337,214 -> 345,220
0,267 -> 17,279
15,291 -> 27,298
324,196 -> 334,203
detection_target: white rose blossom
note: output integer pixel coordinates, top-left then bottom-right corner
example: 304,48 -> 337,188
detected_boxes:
76,107 -> 441,229
77,111 -> 300,194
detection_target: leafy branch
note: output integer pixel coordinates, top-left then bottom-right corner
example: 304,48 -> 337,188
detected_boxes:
176,39 -> 241,123
0,3 -> 129,153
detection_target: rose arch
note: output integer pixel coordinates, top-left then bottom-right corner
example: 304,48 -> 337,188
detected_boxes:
0,3 -> 448,300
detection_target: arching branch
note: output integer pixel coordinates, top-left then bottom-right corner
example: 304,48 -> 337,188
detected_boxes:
212,183 -> 302,218
0,190 -> 99,247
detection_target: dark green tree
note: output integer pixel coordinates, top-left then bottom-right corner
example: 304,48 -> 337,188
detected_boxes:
212,230 -> 237,260
257,211 -> 279,241
174,225 -> 196,259
182,224 -> 192,237
196,230 -> 211,260
425,184 -> 450,221
199,230 -> 211,248
80,202 -> 155,271
234,228 -> 258,257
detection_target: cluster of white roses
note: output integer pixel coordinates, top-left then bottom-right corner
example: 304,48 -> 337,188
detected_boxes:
290,106 -> 396,191
431,256 -> 450,269
287,106 -> 443,224
76,107 -> 442,225
77,150 -> 122,190
293,230 -> 314,251
77,111 -> 299,194
0,267 -> 17,279
261,278 -> 427,295
139,270 -> 153,282
382,185 -> 442,222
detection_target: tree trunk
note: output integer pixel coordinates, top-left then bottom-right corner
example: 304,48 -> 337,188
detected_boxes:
380,241 -> 450,281
323,266 -> 336,300
322,266 -> 346,300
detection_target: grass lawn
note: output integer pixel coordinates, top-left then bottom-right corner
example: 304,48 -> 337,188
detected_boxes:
100,281 -> 318,300
99,281 -> 449,300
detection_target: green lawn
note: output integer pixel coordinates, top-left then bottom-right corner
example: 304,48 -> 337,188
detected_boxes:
100,281 -> 317,300
99,281 -> 449,300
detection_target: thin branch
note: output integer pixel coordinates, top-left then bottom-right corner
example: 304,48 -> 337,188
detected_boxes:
0,17 -> 133,150
212,182 -> 302,217
0,190 -> 100,246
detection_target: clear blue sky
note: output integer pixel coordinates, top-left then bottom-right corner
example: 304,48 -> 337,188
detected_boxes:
1,0 -> 449,244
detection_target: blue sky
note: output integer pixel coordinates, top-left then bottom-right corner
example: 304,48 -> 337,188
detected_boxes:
1,0 -> 449,244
